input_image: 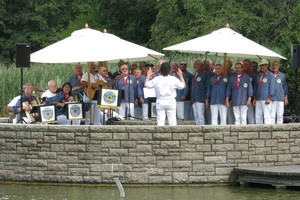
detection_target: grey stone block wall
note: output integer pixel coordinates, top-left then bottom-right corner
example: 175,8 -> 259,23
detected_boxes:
0,123 -> 300,184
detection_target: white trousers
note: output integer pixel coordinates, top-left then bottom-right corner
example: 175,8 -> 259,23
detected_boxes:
192,102 -> 205,125
247,104 -> 256,124
233,105 -> 248,125
210,104 -> 227,125
57,115 -> 80,125
270,101 -> 284,124
156,99 -> 177,126
255,100 -> 272,124
85,101 -> 102,125
142,103 -> 148,120
176,101 -> 185,120
118,102 -> 134,119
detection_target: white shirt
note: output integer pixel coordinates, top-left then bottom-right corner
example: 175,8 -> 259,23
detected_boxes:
41,90 -> 56,98
81,73 -> 100,83
8,95 -> 21,107
145,75 -> 184,100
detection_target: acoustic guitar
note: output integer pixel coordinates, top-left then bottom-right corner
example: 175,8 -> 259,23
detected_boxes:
84,74 -> 125,100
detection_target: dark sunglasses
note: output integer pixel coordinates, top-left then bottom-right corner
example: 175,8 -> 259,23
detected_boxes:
180,63 -> 187,66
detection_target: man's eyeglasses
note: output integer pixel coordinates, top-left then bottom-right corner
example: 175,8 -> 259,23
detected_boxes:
121,68 -> 128,70
180,63 -> 187,66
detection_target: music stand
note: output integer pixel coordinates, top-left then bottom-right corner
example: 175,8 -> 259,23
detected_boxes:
95,88 -> 122,125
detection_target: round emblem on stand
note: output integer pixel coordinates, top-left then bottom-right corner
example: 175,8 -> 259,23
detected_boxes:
103,91 -> 116,104
70,105 -> 81,117
42,108 -> 53,120
277,79 -> 282,84
263,78 -> 267,83
223,78 -> 228,82
243,83 -> 248,88
197,77 -> 201,82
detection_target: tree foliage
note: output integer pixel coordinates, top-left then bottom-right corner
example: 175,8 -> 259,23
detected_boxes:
0,0 -> 300,62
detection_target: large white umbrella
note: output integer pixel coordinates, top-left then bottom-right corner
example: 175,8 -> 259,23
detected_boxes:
31,25 -> 164,63
30,25 -> 164,124
163,25 -> 286,73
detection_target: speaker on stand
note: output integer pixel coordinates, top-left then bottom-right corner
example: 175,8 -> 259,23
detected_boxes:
291,44 -> 300,122
16,43 -> 31,124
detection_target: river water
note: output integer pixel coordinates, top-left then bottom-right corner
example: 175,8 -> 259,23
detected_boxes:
1,183 -> 300,200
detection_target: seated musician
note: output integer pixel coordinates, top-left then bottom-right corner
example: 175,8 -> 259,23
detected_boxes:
41,80 -> 57,99
13,83 -> 39,124
6,84 -> 29,123
46,82 -> 80,125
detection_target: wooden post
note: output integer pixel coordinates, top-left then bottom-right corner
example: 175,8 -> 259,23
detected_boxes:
223,53 -> 227,75
87,62 -> 93,125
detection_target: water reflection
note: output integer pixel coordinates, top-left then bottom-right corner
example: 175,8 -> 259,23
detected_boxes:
1,183 -> 300,200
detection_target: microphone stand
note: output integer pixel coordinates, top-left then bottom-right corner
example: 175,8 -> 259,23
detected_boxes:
17,67 -> 27,124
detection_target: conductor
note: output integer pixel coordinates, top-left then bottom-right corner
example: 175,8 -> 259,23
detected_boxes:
145,62 -> 185,126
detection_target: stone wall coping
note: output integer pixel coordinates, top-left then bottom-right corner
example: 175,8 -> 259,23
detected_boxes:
0,123 -> 299,133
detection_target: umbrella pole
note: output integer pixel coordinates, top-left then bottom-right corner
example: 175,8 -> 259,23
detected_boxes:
223,53 -> 227,75
87,62 -> 93,125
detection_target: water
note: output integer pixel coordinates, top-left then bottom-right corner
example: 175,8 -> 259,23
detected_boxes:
1,183 -> 300,200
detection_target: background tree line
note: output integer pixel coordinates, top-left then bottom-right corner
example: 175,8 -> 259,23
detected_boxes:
0,0 -> 300,115
1,0 -> 300,61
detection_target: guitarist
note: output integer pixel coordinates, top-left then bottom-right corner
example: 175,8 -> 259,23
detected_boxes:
81,62 -> 102,125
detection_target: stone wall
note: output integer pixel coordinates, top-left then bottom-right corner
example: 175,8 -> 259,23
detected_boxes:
0,123 -> 300,184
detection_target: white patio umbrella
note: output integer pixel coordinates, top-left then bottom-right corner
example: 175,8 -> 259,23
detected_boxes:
163,24 -> 286,74
30,25 -> 164,124
31,25 -> 164,63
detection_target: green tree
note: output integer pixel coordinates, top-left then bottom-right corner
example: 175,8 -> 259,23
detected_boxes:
0,0 -> 89,63
92,0 -> 158,44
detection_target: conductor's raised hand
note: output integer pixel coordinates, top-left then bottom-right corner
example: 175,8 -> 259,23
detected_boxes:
177,68 -> 183,77
147,67 -> 153,77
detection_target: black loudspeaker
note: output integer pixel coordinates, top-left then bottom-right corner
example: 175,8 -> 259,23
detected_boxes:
291,44 -> 300,69
16,43 -> 31,68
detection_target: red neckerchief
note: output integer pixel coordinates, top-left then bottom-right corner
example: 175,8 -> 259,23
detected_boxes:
158,71 -> 162,76
235,74 -> 242,88
122,75 -> 128,86
182,69 -> 187,73
215,74 -> 223,84
63,91 -> 70,102
259,70 -> 268,86
136,77 -> 140,83
273,71 -> 279,77
243,70 -> 251,75
75,73 -> 83,86
193,68 -> 204,85
102,76 -> 107,81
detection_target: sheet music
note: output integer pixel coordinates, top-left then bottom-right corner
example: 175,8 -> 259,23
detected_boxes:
143,88 -> 156,98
